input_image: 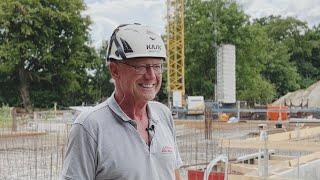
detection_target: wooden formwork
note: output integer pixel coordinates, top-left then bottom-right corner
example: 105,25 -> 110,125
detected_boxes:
0,131 -> 47,138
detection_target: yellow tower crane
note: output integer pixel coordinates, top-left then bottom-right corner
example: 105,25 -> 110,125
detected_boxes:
166,0 -> 185,106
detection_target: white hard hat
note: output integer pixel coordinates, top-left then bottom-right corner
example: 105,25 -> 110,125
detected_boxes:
106,23 -> 166,61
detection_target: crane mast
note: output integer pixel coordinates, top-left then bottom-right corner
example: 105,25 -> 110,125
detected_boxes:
166,0 -> 185,106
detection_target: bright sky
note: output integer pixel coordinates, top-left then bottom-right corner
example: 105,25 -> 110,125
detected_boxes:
83,0 -> 320,49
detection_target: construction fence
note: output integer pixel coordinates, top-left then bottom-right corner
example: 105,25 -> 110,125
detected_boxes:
0,106 -> 73,180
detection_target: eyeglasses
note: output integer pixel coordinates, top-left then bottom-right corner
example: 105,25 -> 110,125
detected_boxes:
117,62 -> 165,75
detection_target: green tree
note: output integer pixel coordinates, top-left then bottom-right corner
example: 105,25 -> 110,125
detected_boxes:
184,0 -> 277,103
255,16 -> 315,90
184,0 -> 249,99
91,41 -> 114,102
307,25 -> 320,80
183,1 -> 320,104
0,0 -> 97,110
297,25 -> 320,87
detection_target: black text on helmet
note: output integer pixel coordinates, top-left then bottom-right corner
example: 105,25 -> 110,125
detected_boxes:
146,44 -> 161,51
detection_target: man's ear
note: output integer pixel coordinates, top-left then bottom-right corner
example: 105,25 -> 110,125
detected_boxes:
109,62 -> 120,79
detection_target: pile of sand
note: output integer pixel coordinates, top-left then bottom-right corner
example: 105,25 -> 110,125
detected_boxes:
273,80 -> 320,108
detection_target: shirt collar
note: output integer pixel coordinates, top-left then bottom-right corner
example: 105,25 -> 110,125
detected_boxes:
107,92 -> 159,125
146,103 -> 159,125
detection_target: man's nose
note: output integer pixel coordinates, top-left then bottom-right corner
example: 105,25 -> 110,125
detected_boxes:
144,66 -> 156,78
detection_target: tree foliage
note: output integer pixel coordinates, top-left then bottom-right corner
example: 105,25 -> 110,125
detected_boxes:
185,0 -> 249,99
184,0 -> 320,104
184,0 -> 276,103
0,0 -> 100,109
255,16 -> 320,93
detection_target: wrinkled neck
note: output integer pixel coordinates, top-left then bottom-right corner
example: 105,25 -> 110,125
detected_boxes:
114,91 -> 148,121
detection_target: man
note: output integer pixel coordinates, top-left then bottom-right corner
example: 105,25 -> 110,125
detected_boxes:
61,23 -> 183,180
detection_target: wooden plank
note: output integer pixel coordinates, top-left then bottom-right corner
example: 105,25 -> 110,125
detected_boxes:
245,126 -> 320,142
0,131 -> 47,138
221,140 -> 320,151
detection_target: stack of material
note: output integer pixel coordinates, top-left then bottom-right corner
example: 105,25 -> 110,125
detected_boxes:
273,80 -> 320,108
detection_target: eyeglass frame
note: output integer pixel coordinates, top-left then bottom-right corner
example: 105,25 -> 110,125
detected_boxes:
116,61 -> 166,75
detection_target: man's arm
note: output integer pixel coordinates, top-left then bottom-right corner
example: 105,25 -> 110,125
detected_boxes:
60,124 -> 97,180
175,169 -> 182,180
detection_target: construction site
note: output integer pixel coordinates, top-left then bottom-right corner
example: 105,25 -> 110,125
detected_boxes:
1,0 -> 320,180
1,94 -> 320,180
165,1 -> 320,178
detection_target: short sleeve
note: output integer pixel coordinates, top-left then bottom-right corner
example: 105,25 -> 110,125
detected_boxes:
171,116 -> 183,169
60,124 -> 97,180
164,106 -> 183,169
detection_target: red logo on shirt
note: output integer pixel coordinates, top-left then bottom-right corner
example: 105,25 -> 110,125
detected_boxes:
161,146 -> 173,153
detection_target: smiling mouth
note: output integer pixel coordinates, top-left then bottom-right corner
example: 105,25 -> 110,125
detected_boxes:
139,83 -> 155,88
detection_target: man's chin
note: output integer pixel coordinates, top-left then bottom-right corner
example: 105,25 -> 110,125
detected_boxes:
134,89 -> 158,102
142,93 -> 156,101
146,95 -> 156,101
